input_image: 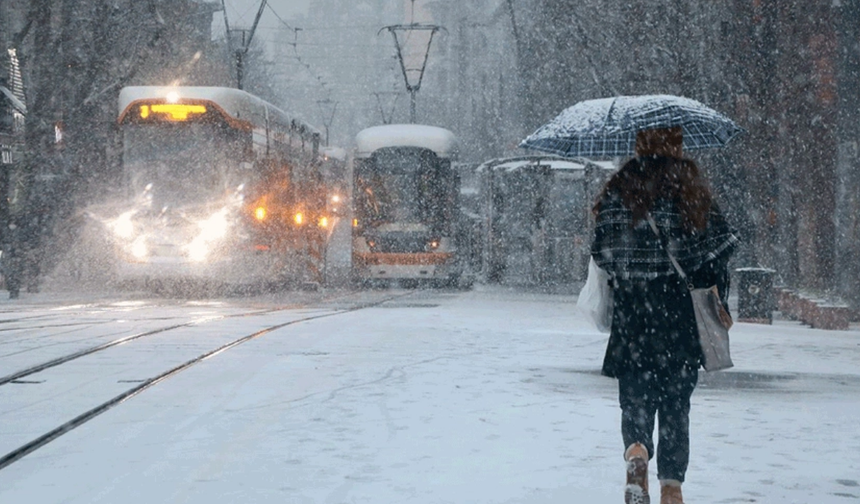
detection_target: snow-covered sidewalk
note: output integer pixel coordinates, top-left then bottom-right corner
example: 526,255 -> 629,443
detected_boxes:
0,286 -> 858,503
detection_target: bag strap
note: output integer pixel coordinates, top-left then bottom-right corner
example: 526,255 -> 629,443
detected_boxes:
646,213 -> 694,290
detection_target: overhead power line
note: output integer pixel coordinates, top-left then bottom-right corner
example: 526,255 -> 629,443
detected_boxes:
244,0 -> 268,53
265,3 -> 330,99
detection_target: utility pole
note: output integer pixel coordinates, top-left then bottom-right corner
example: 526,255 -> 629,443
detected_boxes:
231,28 -> 249,89
316,98 -> 337,146
223,0 -> 267,90
379,23 -> 446,123
372,91 -> 400,124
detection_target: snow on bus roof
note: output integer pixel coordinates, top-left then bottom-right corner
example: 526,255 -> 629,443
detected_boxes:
117,86 -> 320,135
354,124 -> 458,159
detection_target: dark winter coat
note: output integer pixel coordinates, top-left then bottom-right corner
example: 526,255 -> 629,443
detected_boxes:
592,192 -> 738,378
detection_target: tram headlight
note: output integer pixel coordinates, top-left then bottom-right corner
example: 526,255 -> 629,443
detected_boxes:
254,206 -> 267,221
426,239 -> 440,251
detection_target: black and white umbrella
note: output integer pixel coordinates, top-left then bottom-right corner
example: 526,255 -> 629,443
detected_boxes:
520,94 -> 744,158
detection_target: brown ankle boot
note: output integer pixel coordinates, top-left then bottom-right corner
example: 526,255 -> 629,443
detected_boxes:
624,443 -> 650,504
660,479 -> 684,504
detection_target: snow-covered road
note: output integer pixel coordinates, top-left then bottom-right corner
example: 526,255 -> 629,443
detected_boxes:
0,286 -> 858,503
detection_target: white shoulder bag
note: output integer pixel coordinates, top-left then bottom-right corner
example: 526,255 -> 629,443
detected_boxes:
576,257 -> 613,333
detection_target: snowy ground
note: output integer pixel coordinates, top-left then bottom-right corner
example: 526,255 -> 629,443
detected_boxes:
0,285 -> 858,503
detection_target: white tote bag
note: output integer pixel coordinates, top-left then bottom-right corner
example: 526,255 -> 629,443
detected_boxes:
576,257 -> 613,333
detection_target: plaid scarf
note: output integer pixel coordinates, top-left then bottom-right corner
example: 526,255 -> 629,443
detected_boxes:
591,192 -> 739,280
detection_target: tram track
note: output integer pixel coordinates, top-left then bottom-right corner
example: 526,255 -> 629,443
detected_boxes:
0,289 -> 413,472
0,288 -> 375,387
0,314 -> 74,324
0,319 -> 116,336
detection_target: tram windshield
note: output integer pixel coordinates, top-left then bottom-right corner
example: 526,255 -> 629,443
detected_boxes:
122,123 -> 247,207
355,148 -> 452,232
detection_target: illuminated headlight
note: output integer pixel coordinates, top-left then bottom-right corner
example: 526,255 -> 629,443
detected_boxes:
197,208 -> 229,241
130,237 -> 148,259
186,208 -> 232,261
111,210 -> 136,239
426,239 -> 440,251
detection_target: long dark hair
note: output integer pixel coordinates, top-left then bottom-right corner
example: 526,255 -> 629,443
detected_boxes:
593,155 -> 712,232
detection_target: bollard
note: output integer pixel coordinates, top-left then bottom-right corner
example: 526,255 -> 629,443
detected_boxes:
735,267 -> 776,324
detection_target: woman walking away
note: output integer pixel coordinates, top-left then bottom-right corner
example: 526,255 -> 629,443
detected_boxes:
591,127 -> 739,504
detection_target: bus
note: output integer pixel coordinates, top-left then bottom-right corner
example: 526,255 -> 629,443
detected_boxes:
351,124 -> 463,286
94,85 -> 333,291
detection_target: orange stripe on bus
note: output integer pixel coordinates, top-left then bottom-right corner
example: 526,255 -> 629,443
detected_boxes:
353,252 -> 454,266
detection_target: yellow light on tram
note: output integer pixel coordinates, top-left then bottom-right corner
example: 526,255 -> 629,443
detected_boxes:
140,105 -> 150,119
352,218 -> 358,227
149,104 -> 207,121
318,217 -> 329,228
294,213 -> 304,225
254,206 -> 267,221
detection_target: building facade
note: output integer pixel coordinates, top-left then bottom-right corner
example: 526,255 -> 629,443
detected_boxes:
515,0 -> 860,310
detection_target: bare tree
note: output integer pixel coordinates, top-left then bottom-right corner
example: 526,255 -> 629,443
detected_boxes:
4,0 -> 228,295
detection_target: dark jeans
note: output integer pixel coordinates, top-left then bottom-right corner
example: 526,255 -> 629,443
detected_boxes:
618,366 -> 698,482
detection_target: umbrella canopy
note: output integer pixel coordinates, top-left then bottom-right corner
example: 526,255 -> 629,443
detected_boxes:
520,94 -> 744,158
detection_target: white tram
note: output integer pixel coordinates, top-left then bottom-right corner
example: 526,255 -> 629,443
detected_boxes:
351,124 -> 463,286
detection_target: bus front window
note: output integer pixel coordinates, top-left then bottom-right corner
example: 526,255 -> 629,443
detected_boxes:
122,122 -> 246,207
